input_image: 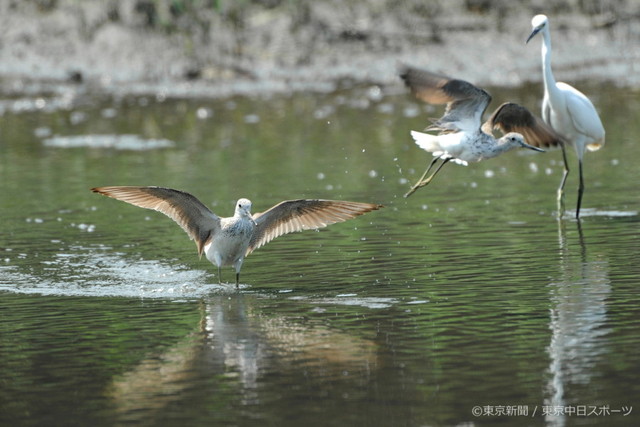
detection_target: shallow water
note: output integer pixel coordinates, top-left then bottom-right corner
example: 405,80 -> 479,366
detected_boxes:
1,82 -> 639,426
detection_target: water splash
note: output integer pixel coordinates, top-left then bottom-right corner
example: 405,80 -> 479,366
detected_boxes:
0,246 -> 231,299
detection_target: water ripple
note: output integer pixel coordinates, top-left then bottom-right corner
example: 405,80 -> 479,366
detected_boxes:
42,134 -> 175,150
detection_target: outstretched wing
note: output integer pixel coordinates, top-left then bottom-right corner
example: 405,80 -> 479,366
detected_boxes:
400,65 -> 491,133
91,186 -> 220,256
246,199 -> 382,255
484,102 -> 564,149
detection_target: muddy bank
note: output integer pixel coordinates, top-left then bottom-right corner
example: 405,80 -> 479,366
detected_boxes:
0,0 -> 638,98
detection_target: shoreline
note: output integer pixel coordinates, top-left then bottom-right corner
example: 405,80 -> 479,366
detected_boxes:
0,2 -> 638,98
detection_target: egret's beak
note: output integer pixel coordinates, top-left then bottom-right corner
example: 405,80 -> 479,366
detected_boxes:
526,28 -> 541,44
521,142 -> 545,152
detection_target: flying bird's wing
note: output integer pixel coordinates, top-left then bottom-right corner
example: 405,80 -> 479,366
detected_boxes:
246,199 -> 382,255
483,102 -> 565,149
400,65 -> 491,134
91,186 -> 220,256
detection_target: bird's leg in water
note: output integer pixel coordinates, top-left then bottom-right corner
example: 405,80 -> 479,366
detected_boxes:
556,143 -> 570,218
405,157 -> 450,198
235,272 -> 240,288
576,158 -> 585,219
217,266 -> 222,285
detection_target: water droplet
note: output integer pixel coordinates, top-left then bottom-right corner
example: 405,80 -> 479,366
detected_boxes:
70,111 -> 87,125
101,108 -> 117,119
367,85 -> 382,101
196,107 -> 213,119
244,114 -> 260,124
34,127 -> 52,138
403,104 -> 420,118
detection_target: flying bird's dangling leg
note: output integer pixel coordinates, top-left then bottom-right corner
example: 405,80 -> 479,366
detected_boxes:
404,157 -> 440,198
404,157 -> 450,198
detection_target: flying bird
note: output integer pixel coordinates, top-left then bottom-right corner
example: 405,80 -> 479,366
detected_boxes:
400,66 -> 557,198
527,14 -> 606,218
92,186 -> 382,286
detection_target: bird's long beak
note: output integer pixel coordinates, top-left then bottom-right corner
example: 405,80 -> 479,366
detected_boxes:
526,28 -> 540,44
521,142 -> 545,152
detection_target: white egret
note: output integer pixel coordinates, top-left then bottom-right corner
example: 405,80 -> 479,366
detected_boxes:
527,14 -> 605,218
92,186 -> 382,286
400,66 -> 555,198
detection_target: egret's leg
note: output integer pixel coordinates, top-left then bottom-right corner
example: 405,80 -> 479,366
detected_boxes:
575,158 -> 585,219
404,157 -> 448,198
217,266 -> 222,285
235,272 -> 240,288
556,143 -> 570,217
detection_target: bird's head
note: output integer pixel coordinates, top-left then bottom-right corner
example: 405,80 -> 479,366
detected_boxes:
235,198 -> 253,218
502,132 -> 546,152
526,14 -> 548,43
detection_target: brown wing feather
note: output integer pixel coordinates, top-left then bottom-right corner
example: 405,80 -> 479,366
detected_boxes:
399,65 -> 491,132
91,186 -> 220,256
484,102 -> 565,149
246,199 -> 382,255
399,66 -> 454,105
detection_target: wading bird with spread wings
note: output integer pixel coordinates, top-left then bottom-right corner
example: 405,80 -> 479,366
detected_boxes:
400,66 -> 560,198
92,186 -> 382,286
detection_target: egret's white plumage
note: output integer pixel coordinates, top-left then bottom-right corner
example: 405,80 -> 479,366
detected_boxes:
400,66 -> 554,197
527,14 -> 605,218
92,186 -> 382,286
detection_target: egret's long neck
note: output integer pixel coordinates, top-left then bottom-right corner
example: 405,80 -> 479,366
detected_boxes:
541,29 -> 555,86
540,27 -> 564,107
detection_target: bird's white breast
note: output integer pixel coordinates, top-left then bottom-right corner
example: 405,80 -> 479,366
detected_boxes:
204,217 -> 255,267
439,132 -> 483,164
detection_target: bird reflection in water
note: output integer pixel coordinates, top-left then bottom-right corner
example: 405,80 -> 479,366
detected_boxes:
545,222 -> 611,426
107,294 -> 379,421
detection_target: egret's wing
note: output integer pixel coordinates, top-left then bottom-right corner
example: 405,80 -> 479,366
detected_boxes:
484,102 -> 564,149
246,199 -> 382,255
91,186 -> 220,256
559,83 -> 605,150
400,65 -> 491,133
